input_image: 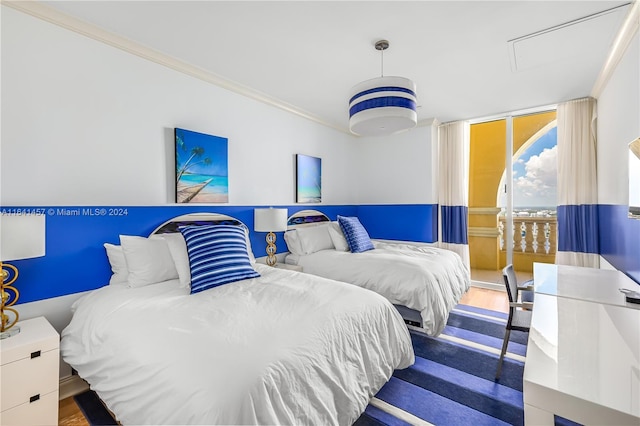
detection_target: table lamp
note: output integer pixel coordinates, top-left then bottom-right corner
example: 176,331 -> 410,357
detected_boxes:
1,214 -> 46,339
254,208 -> 288,266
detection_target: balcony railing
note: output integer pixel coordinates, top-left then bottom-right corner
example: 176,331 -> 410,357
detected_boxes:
498,216 -> 557,255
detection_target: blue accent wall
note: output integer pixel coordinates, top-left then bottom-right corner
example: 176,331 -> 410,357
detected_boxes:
2,204 -> 436,304
8,202 -> 637,303
598,204 -> 640,285
357,204 -> 437,243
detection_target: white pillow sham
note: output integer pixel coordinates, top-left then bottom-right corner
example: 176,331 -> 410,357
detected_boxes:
328,222 -> 350,252
152,233 -> 191,288
104,243 -> 129,285
244,227 -> 257,265
120,235 -> 179,287
287,224 -> 334,255
284,230 -> 304,255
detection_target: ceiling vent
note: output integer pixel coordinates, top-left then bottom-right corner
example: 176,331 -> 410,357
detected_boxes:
508,4 -> 630,72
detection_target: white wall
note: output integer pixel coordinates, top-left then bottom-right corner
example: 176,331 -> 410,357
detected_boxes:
597,33 -> 640,204
353,124 -> 437,204
0,6 -> 358,206
1,6 -> 439,208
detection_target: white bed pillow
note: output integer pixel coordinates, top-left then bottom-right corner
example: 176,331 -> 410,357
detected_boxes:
295,224 -> 334,254
284,230 -> 304,255
152,233 -> 191,288
328,222 -> 350,252
103,243 -> 129,285
120,235 -> 179,287
244,227 -> 257,265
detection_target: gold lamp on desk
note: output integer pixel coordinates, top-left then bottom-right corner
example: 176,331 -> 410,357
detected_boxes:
254,208 -> 288,266
1,214 -> 46,339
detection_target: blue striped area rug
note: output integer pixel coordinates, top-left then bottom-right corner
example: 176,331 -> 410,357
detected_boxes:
355,304 -> 582,426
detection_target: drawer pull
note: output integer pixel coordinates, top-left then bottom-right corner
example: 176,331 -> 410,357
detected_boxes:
30,350 -> 41,359
29,394 -> 40,403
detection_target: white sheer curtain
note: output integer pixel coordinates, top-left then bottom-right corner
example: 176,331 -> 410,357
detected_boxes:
556,97 -> 600,268
438,121 -> 470,272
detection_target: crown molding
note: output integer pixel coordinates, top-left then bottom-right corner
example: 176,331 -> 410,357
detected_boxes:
591,1 -> 639,98
2,1 -> 350,135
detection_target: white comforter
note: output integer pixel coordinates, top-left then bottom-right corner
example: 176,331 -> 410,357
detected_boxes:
61,264 -> 414,425
287,242 -> 470,336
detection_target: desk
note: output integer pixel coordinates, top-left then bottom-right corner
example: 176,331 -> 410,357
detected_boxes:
524,264 -> 640,425
533,263 -> 640,309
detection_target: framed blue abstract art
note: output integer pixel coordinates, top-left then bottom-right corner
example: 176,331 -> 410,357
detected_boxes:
296,154 -> 321,203
175,128 -> 228,203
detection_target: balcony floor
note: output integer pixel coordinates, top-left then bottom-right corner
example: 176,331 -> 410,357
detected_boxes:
470,268 -> 533,288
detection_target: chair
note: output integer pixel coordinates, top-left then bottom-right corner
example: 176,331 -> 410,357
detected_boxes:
495,264 -> 534,380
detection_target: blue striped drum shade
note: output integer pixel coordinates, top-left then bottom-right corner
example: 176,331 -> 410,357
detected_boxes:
349,76 -> 417,136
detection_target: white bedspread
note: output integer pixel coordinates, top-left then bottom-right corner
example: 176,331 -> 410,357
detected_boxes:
61,264 -> 414,425
286,242 -> 470,336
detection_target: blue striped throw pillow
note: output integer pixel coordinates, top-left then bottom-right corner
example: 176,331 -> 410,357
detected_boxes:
337,215 -> 375,253
179,224 -> 260,294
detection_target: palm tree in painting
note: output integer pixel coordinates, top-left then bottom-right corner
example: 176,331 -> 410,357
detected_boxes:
175,129 -> 229,203
176,146 -> 211,183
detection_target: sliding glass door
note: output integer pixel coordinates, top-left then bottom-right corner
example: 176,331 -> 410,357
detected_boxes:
469,110 -> 557,285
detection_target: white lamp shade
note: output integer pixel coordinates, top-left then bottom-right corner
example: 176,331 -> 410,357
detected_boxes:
254,208 -> 288,232
349,76 -> 417,137
0,214 -> 46,261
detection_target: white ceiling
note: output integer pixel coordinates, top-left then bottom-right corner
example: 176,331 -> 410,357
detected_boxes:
38,1 -> 632,133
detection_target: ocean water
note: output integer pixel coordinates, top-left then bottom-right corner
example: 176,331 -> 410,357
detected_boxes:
298,186 -> 321,203
179,174 -> 228,195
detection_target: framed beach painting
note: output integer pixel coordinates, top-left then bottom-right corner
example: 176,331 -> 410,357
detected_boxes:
296,154 -> 321,203
175,128 -> 228,203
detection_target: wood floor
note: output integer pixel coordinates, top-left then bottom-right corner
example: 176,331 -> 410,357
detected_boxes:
57,285 -> 508,425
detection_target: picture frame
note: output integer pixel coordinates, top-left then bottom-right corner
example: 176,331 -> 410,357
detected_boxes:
175,128 -> 228,203
296,154 -> 322,203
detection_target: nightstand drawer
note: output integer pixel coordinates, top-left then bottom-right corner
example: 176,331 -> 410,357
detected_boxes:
0,318 -> 59,365
0,348 -> 59,411
0,389 -> 58,426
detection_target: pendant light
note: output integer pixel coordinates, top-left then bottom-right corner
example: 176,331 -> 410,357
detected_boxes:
349,40 -> 418,136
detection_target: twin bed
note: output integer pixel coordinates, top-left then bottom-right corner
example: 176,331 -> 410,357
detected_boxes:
284,210 -> 470,336
61,213 -> 414,425
61,210 -> 469,424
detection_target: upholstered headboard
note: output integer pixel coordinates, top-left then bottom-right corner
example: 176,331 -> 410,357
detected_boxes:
286,210 -> 330,229
150,213 -> 246,235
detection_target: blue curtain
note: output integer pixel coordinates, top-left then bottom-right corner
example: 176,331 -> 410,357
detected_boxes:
441,205 -> 468,245
557,205 -> 599,254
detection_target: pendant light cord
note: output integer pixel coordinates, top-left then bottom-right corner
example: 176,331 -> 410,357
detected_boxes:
375,39 -> 389,77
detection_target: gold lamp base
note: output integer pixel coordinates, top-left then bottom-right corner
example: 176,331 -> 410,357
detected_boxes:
1,263 -> 20,339
0,325 -> 20,340
265,232 -> 277,266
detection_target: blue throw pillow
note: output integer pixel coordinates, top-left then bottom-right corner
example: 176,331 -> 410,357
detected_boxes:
179,224 -> 260,294
337,216 -> 374,253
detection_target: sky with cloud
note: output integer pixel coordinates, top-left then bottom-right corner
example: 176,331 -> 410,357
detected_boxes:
499,127 -> 557,208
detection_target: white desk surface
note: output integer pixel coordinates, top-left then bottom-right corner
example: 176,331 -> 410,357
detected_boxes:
533,263 -> 640,309
524,293 -> 640,425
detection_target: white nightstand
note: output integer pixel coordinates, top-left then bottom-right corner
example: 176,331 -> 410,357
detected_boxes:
273,263 -> 303,272
0,316 -> 60,426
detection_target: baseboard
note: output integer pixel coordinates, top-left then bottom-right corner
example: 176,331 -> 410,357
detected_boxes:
59,375 -> 90,400
470,280 -> 505,292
